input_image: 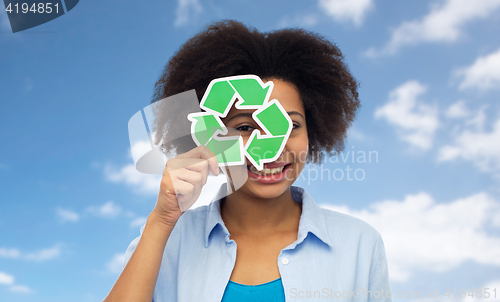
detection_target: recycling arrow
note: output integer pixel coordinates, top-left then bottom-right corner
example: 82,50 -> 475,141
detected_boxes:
188,75 -> 292,170
207,137 -> 243,164
254,101 -> 291,136
245,100 -> 293,170
229,78 -> 271,108
245,135 -> 285,168
201,80 -> 236,116
187,112 -> 243,165
200,75 -> 273,117
188,113 -> 224,146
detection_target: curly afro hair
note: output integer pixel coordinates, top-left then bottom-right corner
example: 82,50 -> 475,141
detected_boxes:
151,20 -> 360,163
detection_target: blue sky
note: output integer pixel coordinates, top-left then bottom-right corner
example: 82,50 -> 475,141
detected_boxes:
1,0 -> 500,301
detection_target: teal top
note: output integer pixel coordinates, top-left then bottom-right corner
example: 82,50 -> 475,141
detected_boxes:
220,278 -> 285,302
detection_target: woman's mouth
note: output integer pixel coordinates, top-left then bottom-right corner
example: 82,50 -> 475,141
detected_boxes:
248,165 -> 287,175
246,163 -> 292,183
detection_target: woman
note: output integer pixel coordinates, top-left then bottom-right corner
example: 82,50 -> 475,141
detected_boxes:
104,20 -> 391,302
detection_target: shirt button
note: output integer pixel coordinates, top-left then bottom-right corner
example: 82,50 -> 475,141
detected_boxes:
281,258 -> 289,265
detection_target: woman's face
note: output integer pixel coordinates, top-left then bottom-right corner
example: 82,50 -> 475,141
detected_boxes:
221,78 -> 308,199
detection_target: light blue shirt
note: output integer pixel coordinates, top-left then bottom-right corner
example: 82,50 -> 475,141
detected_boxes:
123,185 -> 392,302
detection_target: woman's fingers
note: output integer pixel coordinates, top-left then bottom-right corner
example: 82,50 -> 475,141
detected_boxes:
170,168 -> 208,212
176,145 -> 219,175
182,159 -> 210,185
168,146 -> 219,209
170,176 -> 195,196
171,168 -> 203,192
169,158 -> 210,186
157,145 -> 220,215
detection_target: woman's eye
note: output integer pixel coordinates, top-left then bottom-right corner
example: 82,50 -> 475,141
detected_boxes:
236,125 -> 254,132
236,123 -> 299,132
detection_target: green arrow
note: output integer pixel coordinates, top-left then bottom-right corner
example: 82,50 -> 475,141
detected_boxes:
189,114 -> 223,146
207,138 -> 242,164
202,80 -> 236,115
245,135 -> 285,169
230,78 -> 270,107
255,102 -> 291,136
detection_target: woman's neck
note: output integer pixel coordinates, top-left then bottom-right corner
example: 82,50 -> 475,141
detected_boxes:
220,187 -> 302,238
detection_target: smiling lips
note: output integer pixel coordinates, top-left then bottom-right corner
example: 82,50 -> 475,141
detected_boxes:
246,162 -> 292,183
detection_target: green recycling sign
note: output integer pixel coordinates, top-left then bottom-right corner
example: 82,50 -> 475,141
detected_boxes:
187,75 -> 292,171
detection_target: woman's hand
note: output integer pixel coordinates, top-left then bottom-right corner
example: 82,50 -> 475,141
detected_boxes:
103,146 -> 218,302
152,145 -> 219,227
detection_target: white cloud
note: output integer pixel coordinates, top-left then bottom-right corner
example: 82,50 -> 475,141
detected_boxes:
445,100 -> 470,119
107,253 -> 125,274
9,285 -> 32,293
347,125 -> 367,141
321,191 -> 500,283
375,81 -> 439,150
279,13 -> 319,28
130,216 -> 147,228
0,272 -> 14,285
104,163 -> 162,195
24,245 -> 61,262
0,272 -> 32,294
174,0 -> 202,27
0,247 -> 21,258
56,208 -> 79,223
0,245 -> 60,261
438,117 -> 500,173
130,140 -> 152,162
366,0 -> 500,56
318,0 -> 373,26
87,201 -> 122,219
57,201 -> 143,226
455,47 -> 500,91
466,106 -> 488,131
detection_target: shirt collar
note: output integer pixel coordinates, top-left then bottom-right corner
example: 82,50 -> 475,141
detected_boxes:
204,184 -> 333,248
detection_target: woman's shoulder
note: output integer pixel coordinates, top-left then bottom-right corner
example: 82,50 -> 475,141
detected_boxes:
315,206 -> 386,255
295,186 -> 383,244
320,207 -> 382,240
